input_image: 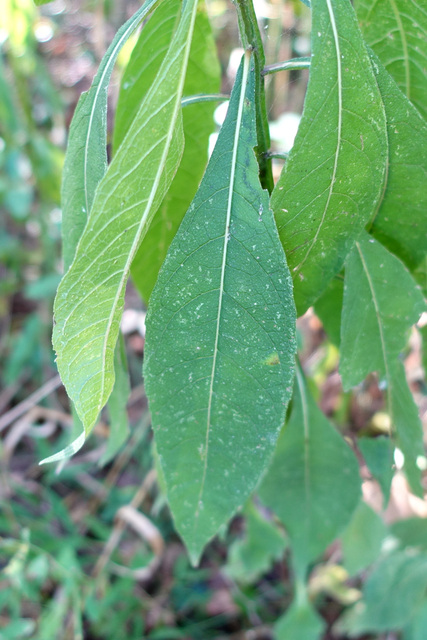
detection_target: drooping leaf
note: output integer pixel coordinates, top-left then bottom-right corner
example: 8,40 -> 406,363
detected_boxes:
358,435 -> 394,505
367,51 -> 427,271
129,0 -> 221,302
341,500 -> 388,576
258,366 -> 360,576
355,0 -> 427,120
340,232 -> 425,493
99,334 -> 131,467
271,0 -> 388,314
225,501 -> 287,584
52,0 -> 199,433
337,551 -> 427,636
340,233 -> 425,384
143,52 -> 297,565
61,0 -> 162,272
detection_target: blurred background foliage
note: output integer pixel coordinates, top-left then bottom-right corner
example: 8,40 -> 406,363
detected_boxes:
0,1 -> 426,639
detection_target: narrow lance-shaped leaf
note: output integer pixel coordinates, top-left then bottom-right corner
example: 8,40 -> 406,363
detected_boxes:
52,0 -> 199,432
340,232 -> 426,493
367,51 -> 427,271
144,51 -> 297,565
354,0 -> 427,121
128,0 -> 221,302
61,0 -> 162,271
271,0 -> 388,315
258,365 -> 360,577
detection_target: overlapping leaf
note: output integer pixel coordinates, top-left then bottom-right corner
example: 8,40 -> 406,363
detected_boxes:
271,0 -> 388,314
355,0 -> 427,121
338,551 -> 427,636
128,0 -> 221,302
53,0 -> 199,432
340,232 -> 426,492
144,52 -> 297,565
61,0 -> 162,271
367,52 -> 427,271
258,366 -> 360,576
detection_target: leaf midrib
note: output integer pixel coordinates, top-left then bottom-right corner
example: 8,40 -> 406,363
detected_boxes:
96,1 -> 199,423
295,0 -> 343,274
355,240 -> 393,416
82,0 -> 161,215
194,50 -> 252,524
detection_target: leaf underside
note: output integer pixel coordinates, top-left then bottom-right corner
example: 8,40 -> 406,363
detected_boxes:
144,52 -> 297,565
53,0 -> 199,433
271,0 -> 388,315
130,0 -> 221,302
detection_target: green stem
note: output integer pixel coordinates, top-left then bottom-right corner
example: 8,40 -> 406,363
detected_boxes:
181,93 -> 229,108
267,151 -> 289,161
232,0 -> 274,193
263,57 -> 311,76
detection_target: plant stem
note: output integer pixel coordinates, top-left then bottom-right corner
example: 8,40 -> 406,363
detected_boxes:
181,93 -> 229,108
263,57 -> 311,76
232,0 -> 274,193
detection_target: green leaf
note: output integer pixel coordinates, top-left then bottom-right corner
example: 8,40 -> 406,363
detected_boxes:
61,0 -> 162,272
225,501 -> 287,584
403,598 -> 427,640
313,276 -> 344,347
275,600 -> 325,640
99,334 -> 131,467
143,52 -> 297,565
112,0 -> 179,153
340,232 -> 425,493
358,436 -> 394,505
271,0 -> 388,314
130,0 -> 221,302
341,500 -> 388,576
391,518 -> 427,553
337,551 -> 427,636
258,366 -> 360,575
367,51 -> 427,271
33,0 -> 53,5
355,0 -> 427,120
53,0 -> 199,433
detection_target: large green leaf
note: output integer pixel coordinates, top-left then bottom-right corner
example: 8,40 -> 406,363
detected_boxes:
404,599 -> 427,640
337,551 -> 427,636
61,0 -> 162,271
130,0 -> 221,302
258,366 -> 360,576
355,0 -> 427,121
143,52 -> 297,565
52,0 -> 199,433
340,232 -> 426,492
368,51 -> 427,271
271,0 -> 388,314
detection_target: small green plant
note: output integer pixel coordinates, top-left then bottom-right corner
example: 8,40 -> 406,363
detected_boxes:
43,0 -> 426,636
